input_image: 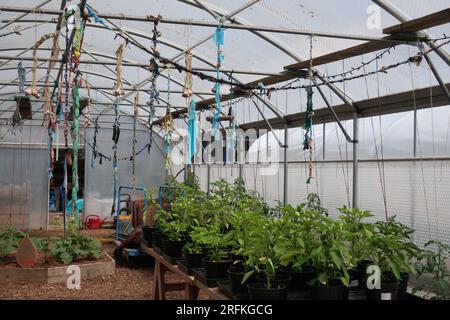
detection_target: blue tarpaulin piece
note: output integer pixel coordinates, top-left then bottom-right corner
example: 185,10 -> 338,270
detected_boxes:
66,198 -> 84,215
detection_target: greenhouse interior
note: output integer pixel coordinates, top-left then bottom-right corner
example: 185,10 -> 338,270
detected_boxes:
0,0 -> 450,302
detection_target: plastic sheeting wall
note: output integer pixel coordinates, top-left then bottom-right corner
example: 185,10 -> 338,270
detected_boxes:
0,146 -> 48,229
84,127 -> 166,218
0,123 -> 51,229
0,123 -> 166,229
189,159 -> 450,247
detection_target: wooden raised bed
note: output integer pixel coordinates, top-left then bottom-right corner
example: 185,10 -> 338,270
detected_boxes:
0,253 -> 115,284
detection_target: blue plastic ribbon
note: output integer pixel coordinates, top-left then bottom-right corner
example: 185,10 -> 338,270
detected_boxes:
214,23 -> 224,47
187,99 -> 197,164
85,4 -> 112,31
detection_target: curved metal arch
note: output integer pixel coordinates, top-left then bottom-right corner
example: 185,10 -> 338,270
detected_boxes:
179,0 -> 355,110
4,17 -> 286,118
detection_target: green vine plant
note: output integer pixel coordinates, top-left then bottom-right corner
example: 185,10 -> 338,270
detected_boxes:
241,216 -> 280,288
190,223 -> 229,262
413,240 -> 450,299
0,226 -> 26,259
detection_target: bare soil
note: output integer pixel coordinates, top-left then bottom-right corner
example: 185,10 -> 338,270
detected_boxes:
0,214 -> 209,300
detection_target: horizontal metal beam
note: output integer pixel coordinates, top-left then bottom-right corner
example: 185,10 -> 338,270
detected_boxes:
0,98 -> 186,109
0,52 -> 282,77
0,81 -> 215,95
238,84 -> 450,130
383,8 -> 450,34
0,5 -> 400,42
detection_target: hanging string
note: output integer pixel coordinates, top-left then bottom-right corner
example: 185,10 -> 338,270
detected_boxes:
84,75 -> 92,127
147,20 -> 160,154
46,85 -> 55,180
183,51 -> 193,98
25,32 -> 58,99
113,43 -> 125,97
71,82 -> 80,225
18,61 -> 26,93
91,116 -> 99,168
111,99 -> 120,216
164,66 -> 173,172
132,86 -> 139,189
304,35 -> 314,184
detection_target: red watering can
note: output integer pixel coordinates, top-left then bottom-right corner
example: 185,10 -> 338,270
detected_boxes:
85,215 -> 107,230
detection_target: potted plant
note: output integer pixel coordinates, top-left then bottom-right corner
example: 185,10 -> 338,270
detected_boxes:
365,217 -> 417,300
242,216 -> 287,300
308,217 -> 352,300
224,208 -> 264,293
274,204 -> 316,292
191,223 -> 231,280
413,240 -> 450,300
339,206 -> 375,290
182,241 -> 207,269
142,188 -> 159,242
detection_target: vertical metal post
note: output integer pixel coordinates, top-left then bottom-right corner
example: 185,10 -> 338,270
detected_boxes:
207,163 -> 211,195
239,163 -> 243,180
413,109 -> 417,157
322,123 -> 326,160
352,113 -> 359,208
283,123 -> 288,206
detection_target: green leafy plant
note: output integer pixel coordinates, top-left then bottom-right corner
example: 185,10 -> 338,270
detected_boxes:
339,206 -> 375,266
51,233 -> 101,265
0,226 -> 26,258
413,240 -> 450,299
308,218 -> 353,286
190,223 -> 228,262
365,217 -> 418,280
242,216 -> 280,288
305,193 -> 328,217
32,237 -> 55,264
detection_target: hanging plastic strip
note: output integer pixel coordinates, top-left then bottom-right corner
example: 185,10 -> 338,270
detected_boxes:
71,83 -> 80,224
187,99 -> 197,164
111,100 -> 120,216
212,20 -> 224,138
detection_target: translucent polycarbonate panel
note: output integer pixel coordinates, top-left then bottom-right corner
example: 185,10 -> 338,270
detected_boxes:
83,126 -> 165,218
193,159 -> 450,247
0,1 -> 449,124
416,105 -> 450,157
0,145 -> 48,229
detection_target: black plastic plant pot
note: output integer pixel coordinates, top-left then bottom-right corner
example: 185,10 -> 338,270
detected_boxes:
228,269 -> 254,293
142,226 -> 156,242
161,239 -> 185,258
229,262 -> 245,273
366,278 -> 400,300
184,252 -> 207,269
151,230 -> 163,248
311,280 -> 346,300
247,282 -> 287,300
256,274 -> 293,291
202,257 -> 232,279
290,267 -> 316,291
398,273 -> 410,300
